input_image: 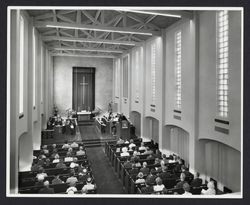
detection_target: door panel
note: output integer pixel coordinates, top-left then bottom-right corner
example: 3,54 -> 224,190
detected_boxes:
73,67 -> 95,112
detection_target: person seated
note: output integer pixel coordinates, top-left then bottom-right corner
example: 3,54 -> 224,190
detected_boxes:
64,153 -> 74,162
129,164 -> 139,175
66,181 -> 78,194
62,140 -> 70,149
52,143 -> 57,149
190,172 -> 202,188
143,147 -> 153,155
71,141 -> 79,148
162,154 -> 169,164
66,171 -> 78,184
153,177 -> 165,192
82,177 -> 96,191
37,158 -> 45,167
173,159 -> 183,174
31,162 -> 41,172
38,180 -> 55,194
35,175 -> 45,186
81,187 -> 88,194
138,142 -> 146,151
36,167 -> 48,180
146,154 -> 154,160
175,173 -> 187,189
120,147 -> 130,157
66,147 -> 74,156
131,151 -> 140,162
182,183 -> 192,195
156,160 -> 166,172
181,166 -> 193,181
52,155 -> 60,164
146,169 -> 157,185
124,140 -> 129,144
70,158 -> 79,169
140,162 -> 150,176
56,158 -> 67,169
128,139 -> 136,149
76,146 -> 86,156
134,158 -> 142,168
154,158 -> 161,166
47,120 -> 53,130
135,172 -> 146,184
123,158 -> 133,169
169,155 -> 178,163
51,149 -> 58,159
158,166 -> 171,180
52,174 -> 64,185
116,137 -> 125,145
78,169 -> 89,183
153,149 -> 162,159
141,179 -> 154,194
44,158 -> 51,169
201,181 -> 216,195
42,145 -> 49,155
38,151 -> 46,160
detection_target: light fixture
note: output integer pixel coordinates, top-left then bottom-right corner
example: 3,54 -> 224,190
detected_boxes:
46,37 -> 137,46
119,9 -> 182,18
53,47 -> 123,53
45,24 -> 153,36
52,53 -> 116,58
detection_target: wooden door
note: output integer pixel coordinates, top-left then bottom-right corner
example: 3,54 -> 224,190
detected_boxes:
72,67 -> 95,112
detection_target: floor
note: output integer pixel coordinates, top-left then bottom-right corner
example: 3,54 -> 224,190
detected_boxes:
86,147 -> 125,194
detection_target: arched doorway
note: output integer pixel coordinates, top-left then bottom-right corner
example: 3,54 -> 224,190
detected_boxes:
163,125 -> 190,165
144,117 -> 159,143
130,111 -> 141,137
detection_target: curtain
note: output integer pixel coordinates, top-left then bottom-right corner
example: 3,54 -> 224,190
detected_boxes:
205,141 -> 241,191
170,127 -> 189,164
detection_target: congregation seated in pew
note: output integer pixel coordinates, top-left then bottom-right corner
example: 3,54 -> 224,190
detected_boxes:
18,141 -> 97,194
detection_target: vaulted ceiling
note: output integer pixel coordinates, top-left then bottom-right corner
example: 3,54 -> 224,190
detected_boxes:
27,9 -> 193,58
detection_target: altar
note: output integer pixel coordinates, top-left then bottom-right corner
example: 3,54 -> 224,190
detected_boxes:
77,111 -> 92,121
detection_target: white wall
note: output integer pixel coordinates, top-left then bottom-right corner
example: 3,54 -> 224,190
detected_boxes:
9,10 -> 54,193
112,10 -> 242,193
53,56 -> 113,113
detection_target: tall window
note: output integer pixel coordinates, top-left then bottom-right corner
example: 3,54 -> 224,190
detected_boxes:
33,28 -> 36,108
175,31 -> 182,110
41,45 -> 43,104
217,10 -> 229,118
135,50 -> 139,101
19,15 -> 24,115
123,56 -> 128,98
151,43 -> 156,105
115,59 -> 120,97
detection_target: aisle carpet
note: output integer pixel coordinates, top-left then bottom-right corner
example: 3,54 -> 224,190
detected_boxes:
86,147 -> 125,194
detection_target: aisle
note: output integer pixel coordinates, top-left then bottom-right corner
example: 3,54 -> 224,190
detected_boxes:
86,147 -> 125,194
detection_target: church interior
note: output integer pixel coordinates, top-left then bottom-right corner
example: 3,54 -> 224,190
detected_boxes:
7,7 -> 242,197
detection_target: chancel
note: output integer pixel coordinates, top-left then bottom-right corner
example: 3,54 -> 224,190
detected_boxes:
7,7 -> 242,197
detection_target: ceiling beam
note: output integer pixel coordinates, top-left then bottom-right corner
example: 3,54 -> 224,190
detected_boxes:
126,9 -> 193,19
51,53 -> 117,58
42,36 -> 142,46
49,46 -> 124,53
34,21 -> 161,36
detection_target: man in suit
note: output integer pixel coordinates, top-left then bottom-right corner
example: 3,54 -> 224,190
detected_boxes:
141,179 -> 154,194
129,164 -> 139,175
52,174 -> 64,185
38,181 -> 55,194
146,169 -> 157,185
175,173 -> 187,189
159,166 -> 171,180
140,162 -> 150,176
190,172 -> 202,187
